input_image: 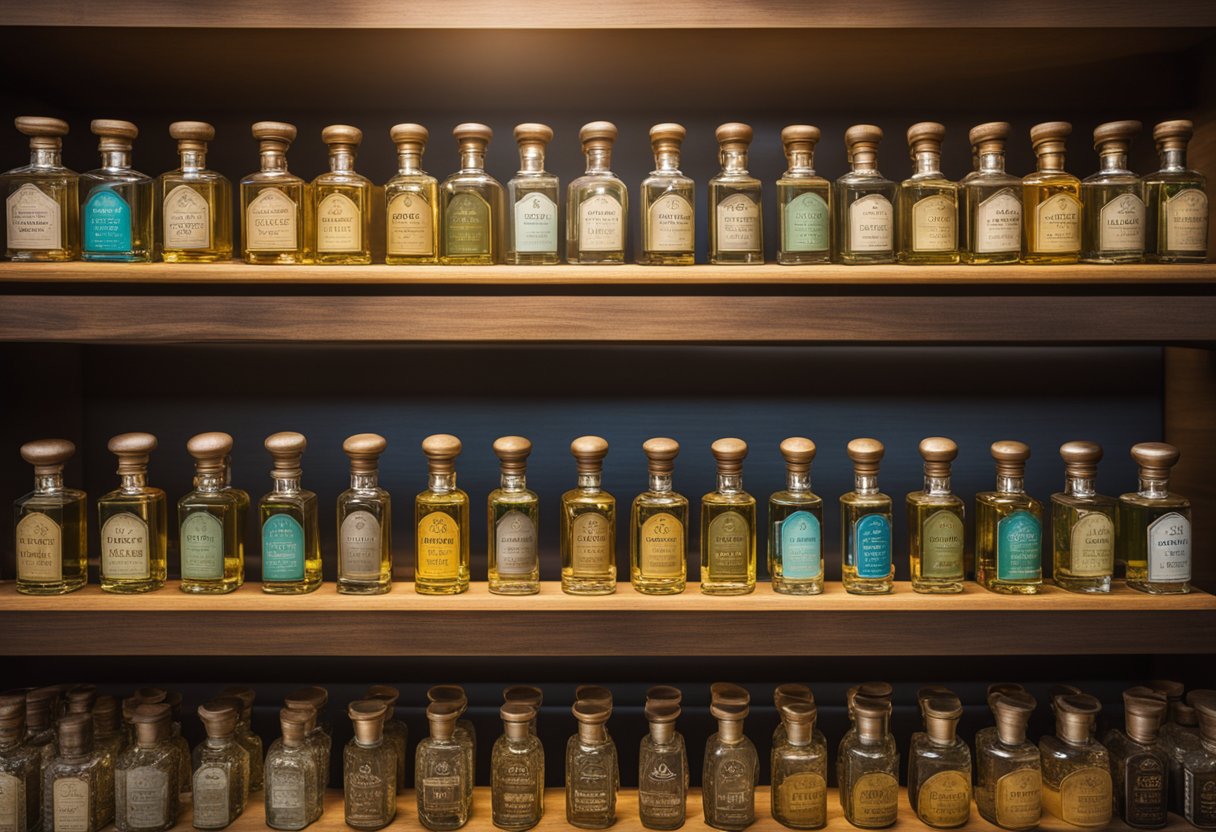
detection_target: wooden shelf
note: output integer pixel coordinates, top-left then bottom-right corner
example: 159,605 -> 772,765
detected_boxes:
1,580 -> 1212,657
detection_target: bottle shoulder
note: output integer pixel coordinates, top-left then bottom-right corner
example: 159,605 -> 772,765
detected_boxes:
1118,491 -> 1190,510
840,490 -> 892,509
1050,491 -> 1116,509
509,170 -> 559,188
837,169 -> 893,187
633,491 -> 688,510
313,170 -> 372,188
710,172 -> 761,188
642,171 -> 694,189
562,487 -> 615,507
3,162 -> 78,179
159,168 -> 230,186
18,488 -> 87,508
701,490 -> 756,508
488,487 -> 539,506
1022,170 -> 1080,187
905,490 -> 963,509
83,168 -> 154,187
769,490 -> 823,508
241,169 -> 306,187
777,171 -> 828,187
901,174 -> 957,191
442,171 -> 504,192
385,171 -> 437,188
1144,168 -> 1206,186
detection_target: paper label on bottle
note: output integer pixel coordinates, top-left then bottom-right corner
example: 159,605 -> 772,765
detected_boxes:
1186,769 -> 1216,826
853,513 -> 891,579
15,511 -> 61,582
1069,512 -> 1114,577
777,772 -> 826,827
180,511 -> 225,580
1043,766 -> 1112,827
1099,192 -> 1145,252
1147,512 -> 1191,582
995,767 -> 1042,828
262,513 -> 305,582
996,510 -> 1041,581
1164,188 -> 1208,252
246,188 -> 299,251
708,510 -> 749,581
316,191 -> 361,252
848,193 -> 893,252
6,182 -> 62,250
638,757 -> 682,821
445,191 -> 491,256
783,191 -> 829,252
123,766 -> 168,828
578,193 -> 624,252
851,772 -> 899,826
417,512 -> 460,579
268,767 -> 305,827
571,512 -> 611,577
646,192 -> 694,252
162,184 -> 211,250
513,191 -> 558,253
975,188 -> 1022,253
346,763 -> 389,825
715,193 -> 761,252
339,510 -> 382,580
1034,193 -> 1081,253
83,188 -> 132,253
1124,752 -> 1168,827
919,510 -> 964,579
386,190 -> 434,255
777,511 -> 821,580
0,772 -> 24,832
493,759 -> 539,826
495,510 -> 537,576
917,769 -> 971,827
51,779 -> 89,832
912,193 -> 957,252
712,759 -> 754,825
570,759 -> 612,816
192,766 -> 230,827
640,512 -> 684,578
100,512 -> 150,579
421,769 -> 462,813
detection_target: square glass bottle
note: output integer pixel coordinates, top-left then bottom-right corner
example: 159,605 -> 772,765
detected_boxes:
960,122 -> 1022,264
43,714 -> 113,832
264,708 -> 320,831
311,125 -> 371,265
14,438 -> 87,595
709,122 -> 763,264
426,687 -> 475,804
80,119 -> 153,262
0,693 -> 41,832
489,436 -> 540,595
702,700 -> 758,831
217,688 -> 263,793
97,432 -> 167,594
1144,119 -> 1208,262
835,125 -> 896,264
566,702 -> 618,829
158,121 -> 232,263
638,701 -> 686,830
345,701 -> 395,832
639,123 -> 696,265
898,122 -> 960,265
841,438 -> 893,595
1105,688 -> 1170,829
1052,440 -> 1116,593
384,123 -> 439,265
1040,694 -> 1112,829
567,122 -> 628,264
1022,121 -> 1082,264
771,701 -> 828,830
909,695 -> 972,829
769,437 -> 823,595
415,434 -> 470,594
1148,680 -> 1197,817
1183,695 -> 1216,829
1119,442 -> 1191,594
975,691 -> 1041,830
907,437 -> 965,594
630,437 -> 688,595
179,433 -> 243,594
976,440 -> 1043,594
115,704 -> 178,832
3,116 -> 79,261
777,124 -> 831,265
700,438 -> 757,595
492,703 -> 544,832
259,432 -> 322,594
441,123 -> 503,265
561,436 -> 616,594
365,685 -> 408,795
507,123 -> 560,265
337,433 -> 393,595
240,122 -> 310,264
1081,120 -> 1145,264
839,696 -> 899,829
415,703 -> 471,831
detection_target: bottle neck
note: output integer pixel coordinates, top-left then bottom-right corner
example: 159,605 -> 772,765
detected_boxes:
194,470 -> 223,493
34,472 -> 64,495
1138,476 -> 1169,499
578,472 -> 602,492
649,472 -> 672,494
30,148 -> 63,168
397,149 -> 423,175
786,721 -> 812,746
785,149 -> 814,175
584,147 -> 613,174
850,149 -> 878,173
430,472 -> 456,494
1160,148 -> 1187,171
924,474 -> 951,496
1100,151 -> 1130,174
978,150 -> 1007,174
179,150 -> 206,172
500,472 -> 526,492
652,149 -> 682,173
787,471 -> 810,493
329,148 -> 355,173
578,723 -> 607,744
460,148 -> 486,173
648,722 -> 675,745
853,474 -> 878,495
717,472 -> 742,494
260,150 -> 288,173
1036,151 -> 1066,173
719,147 -> 749,174
205,735 -> 232,748
101,150 -> 131,170
517,141 -> 547,174
273,475 -> 301,495
1065,476 -> 1095,497
351,471 -> 379,491
997,475 -> 1025,494
913,150 -> 943,176
119,472 -> 147,495
717,718 -> 744,743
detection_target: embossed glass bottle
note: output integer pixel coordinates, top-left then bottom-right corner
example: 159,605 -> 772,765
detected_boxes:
282,697 -> 327,818
1081,120 -> 1145,264
179,433 -> 242,594
568,122 -> 627,264
158,121 -> 231,262
441,123 -> 503,265
561,436 -> 617,595
836,125 -> 896,264
259,432 -> 322,594
976,441 -> 1042,594
701,438 -> 757,595
1119,442 -> 1191,594
898,122 -> 959,265
638,701 -> 686,831
492,704 -> 544,831
703,700 -> 758,831
115,704 -> 177,832
976,692 -> 1041,831
566,702 -> 618,829
1104,688 -> 1169,829
1148,681 -> 1196,817
385,123 -> 439,265
80,119 -> 153,262
337,434 -> 392,595
218,688 -> 263,793
3,116 -> 79,261
1182,695 -> 1216,829
507,123 -> 560,265
777,125 -> 831,265
502,687 -> 544,736
840,696 -> 899,830
836,684 -> 893,811
43,714 -> 113,832
908,437 -> 965,594
416,704 -> 470,831
1144,119 -> 1208,262
909,696 -> 972,829
1022,122 -> 1082,264
14,438 -> 87,595
344,701 -> 394,831
631,437 -> 688,595
365,686 -> 407,795
773,684 -> 816,749
193,703 -> 249,830
639,123 -> 695,265
98,432 -> 167,593
0,693 -> 41,832
311,125 -> 371,265
240,121 -> 310,264
709,122 -> 763,264
841,438 -> 893,594
426,687 -> 475,804
769,437 -> 823,594
415,434 -> 470,595
771,701 -> 828,830
264,708 -> 319,831
961,122 -> 1022,264
488,436 -> 540,594
1052,441 -> 1116,593
1041,695 -> 1112,828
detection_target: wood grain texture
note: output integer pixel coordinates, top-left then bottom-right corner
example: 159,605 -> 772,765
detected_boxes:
1165,347 -> 1216,593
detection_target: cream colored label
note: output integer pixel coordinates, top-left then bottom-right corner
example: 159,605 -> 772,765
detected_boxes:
0,772 -> 24,832
339,511 -> 382,580
1034,193 -> 1081,253
317,192 -> 361,252
101,512 -> 149,579
1043,767 -> 1112,827
975,188 -> 1022,253
6,182 -> 62,250
1099,192 -> 1144,252
572,512 -> 611,576
708,511 -> 749,580
162,184 -> 211,249
246,188 -> 298,251
917,769 -> 971,826
647,193 -> 694,252
417,512 -> 459,580
1165,188 -> 1208,251
51,779 -> 89,832
16,512 -> 61,582
578,193 -> 624,252
123,766 -> 168,828
852,772 -> 899,826
777,772 -> 826,827
193,766 -> 229,827
912,193 -> 956,252
640,512 -> 684,578
1069,512 -> 1114,577
996,768 -> 1041,828
387,191 -> 434,255
849,193 -> 893,252
495,510 -> 537,576
715,193 -> 761,252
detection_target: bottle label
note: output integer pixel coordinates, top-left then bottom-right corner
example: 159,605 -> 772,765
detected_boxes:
921,509 -> 964,579
995,767 -> 1042,828
180,510 -> 225,580
776,771 -> 826,827
262,513 -> 305,581
268,768 -> 305,827
638,758 -> 682,820
445,191 -> 491,256
1164,188 -> 1208,252
0,772 -> 24,832
101,512 -> 150,579
513,192 -> 558,253
715,192 -> 761,252
421,771 -> 462,814
386,191 -> 434,255
570,759 -> 612,816
339,510 -> 382,580
83,188 -> 132,253
848,193 -> 893,252
975,188 -> 1022,253
246,188 -> 298,251
571,512 -> 611,577
346,764 -> 388,825
123,766 -> 168,828
192,766 -> 230,827
778,511 -> 821,580
1034,193 -> 1081,253
783,191 -> 829,252
646,193 -> 694,252
417,512 -> 460,579
996,510 -> 1041,581
51,779 -> 89,832
1124,752 -> 1168,827
912,193 -> 957,252
578,193 -> 624,252
1185,769 -> 1216,826
15,511 -> 61,582
6,182 -> 62,250
1043,766 -> 1112,827
316,191 -> 361,252
493,759 -> 539,826
851,771 -> 899,826
1069,512 -> 1114,577
917,769 -> 971,827
1099,192 -> 1145,252
853,513 -> 891,579
640,512 -> 684,578
1147,512 -> 1191,582
708,510 -> 749,581
712,759 -> 754,824
495,510 -> 537,576
162,184 -> 211,250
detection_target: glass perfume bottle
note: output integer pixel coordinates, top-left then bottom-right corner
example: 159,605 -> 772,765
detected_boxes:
566,702 -> 618,829
769,437 -> 823,595
337,433 -> 393,595
43,714 -> 113,832
976,440 -> 1043,594
1119,442 -> 1191,594
1104,688 -> 1169,829
491,703 -> 544,832
14,438 -> 87,595
631,437 -> 688,595
502,687 -> 544,736
1144,119 -> 1208,262
1182,695 -> 1216,829
777,124 -> 831,265
98,432 -> 167,593
961,121 -> 1022,265
219,688 -> 263,793
836,124 -> 896,264
344,701 -> 394,831
153,692 -> 189,796
385,123 -> 439,265
311,124 -> 371,265
975,691 -> 1042,831
639,123 -> 695,265
1149,680 -> 1196,817
488,436 -> 540,595
909,696 -> 972,829
836,684 -> 893,811
0,693 -> 41,832
3,116 -> 79,261
240,121 -> 310,264
637,701 -> 686,831
1052,441 -> 1116,593
567,122 -> 627,264
561,436 -> 617,595
1022,121 -> 1082,264
158,121 -> 232,263
709,122 -> 763,264
259,432 -> 322,594
223,454 -> 249,586
193,703 -> 249,830
841,438 -> 893,595
179,433 -> 243,594
283,692 -> 330,816
700,438 -> 757,595
702,699 -> 757,832
264,707 -> 319,831
1081,120 -> 1145,264
80,119 -> 153,262
898,122 -> 959,265
441,123 -> 503,265
839,696 -> 899,829
416,703 -> 471,831
365,686 -> 408,795
95,696 -> 132,783
1041,694 -> 1112,828
907,437 -> 965,594
507,123 -> 560,265
771,701 -> 828,830
115,704 -> 177,832
773,684 -> 816,749
415,434 -> 470,595
426,686 -> 475,804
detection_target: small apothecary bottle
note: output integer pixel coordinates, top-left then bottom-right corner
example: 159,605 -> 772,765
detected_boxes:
630,437 -> 688,595
709,122 -> 763,264
415,703 -> 471,831
703,697 -> 758,832
98,432 -> 167,593
491,703 -> 544,832
909,695 -> 972,829
507,123 -> 560,265
839,696 -> 899,829
638,701 -> 687,831
700,438 -> 757,595
1105,687 -> 1169,829
1145,119 -> 1208,262
1183,694 -> 1216,829
976,440 -> 1042,594
43,714 -> 113,832
769,437 -> 823,595
94,693 -> 128,766
488,436 -> 541,595
259,432 -> 322,594
566,701 -> 619,829
365,685 -> 407,794
1081,120 -> 1145,264
240,121 -> 309,264
639,123 -> 696,265
81,119 -> 153,262
426,686 -> 476,803
502,686 -> 543,735
1119,442 -> 1191,594
276,706 -> 323,822
836,124 -> 896,264
837,684 -> 894,811
3,116 -> 80,261
898,122 -> 959,265
567,122 -> 628,264
0,693 -> 41,832
344,701 -> 395,831
961,121 -> 1022,264
115,703 -> 178,832
15,438 -> 87,595
311,125 -> 371,264
415,434 -> 471,595
1022,121 -> 1082,264
561,436 -> 617,595
158,121 -> 232,262
193,702 -> 249,830
907,437 -> 965,594
1052,440 -> 1116,593
841,438 -> 893,594
385,123 -> 439,265
777,124 -> 831,264
1040,694 -> 1112,828
771,701 -> 828,830
975,691 -> 1041,830
441,123 -> 504,265
179,432 -> 242,593
264,707 -> 320,831
219,687 -> 263,792
337,433 -> 393,595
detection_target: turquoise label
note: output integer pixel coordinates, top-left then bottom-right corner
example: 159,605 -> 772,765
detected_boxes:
783,191 -> 829,252
778,511 -> 821,579
262,514 -> 305,582
83,188 -> 132,252
854,513 -> 891,578
997,510 -> 1042,581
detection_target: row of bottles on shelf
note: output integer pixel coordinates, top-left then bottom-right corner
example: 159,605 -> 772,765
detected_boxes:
12,431 -> 1192,597
2,116 -> 1207,266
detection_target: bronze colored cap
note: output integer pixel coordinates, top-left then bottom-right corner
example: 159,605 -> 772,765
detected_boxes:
66,684 -> 97,714
642,437 -> 679,476
579,121 -> 618,150
427,700 -> 461,724
649,123 -> 686,152
422,433 -> 462,474
1194,696 -> 1216,742
198,701 -> 238,737
322,124 -> 362,147
252,121 -> 297,150
133,703 -> 170,746
711,437 -> 748,475
453,122 -> 492,149
986,682 -> 1026,699
1055,693 -> 1101,743
25,689 -> 55,729
1176,702 -> 1198,727
780,437 -> 816,475
93,694 -> 119,730
781,124 -> 821,154
219,686 -> 255,719
1059,440 -> 1102,479
1123,687 -> 1167,744
58,713 -> 93,753
709,700 -> 749,722
1130,442 -> 1180,479
575,685 -> 613,708
775,683 -> 813,708
1093,120 -> 1141,153
390,123 -> 428,151
715,122 -> 753,150
644,700 -> 681,724
503,685 -> 543,709
493,436 -> 532,476
266,431 -> 307,478
343,433 -> 387,475
20,438 -> 75,475
917,685 -> 954,708
427,684 -> 468,710
918,437 -> 957,477
514,123 -> 553,145
923,695 -> 963,745
992,691 -> 1036,745
847,437 -> 884,476
1030,121 -> 1071,154
572,700 -> 612,725
91,118 -> 138,151
186,432 -> 233,474
647,685 -> 682,706
280,706 -> 310,743
0,694 -> 25,721
859,681 -> 894,701
969,122 -> 1010,153
710,682 -> 750,707
366,684 -> 400,708
284,685 -> 328,712
991,440 -> 1031,478
779,700 -> 816,725
844,124 -> 883,152
571,435 -> 609,474
500,702 -> 536,724
907,121 -> 946,157
1154,119 -> 1193,151
1147,680 -> 1185,702
108,431 -> 157,475
283,701 -> 317,732
1050,684 -> 1084,700
349,699 -> 387,744
853,695 -> 891,742
169,121 -> 214,153
16,116 -> 69,150
135,687 -> 167,705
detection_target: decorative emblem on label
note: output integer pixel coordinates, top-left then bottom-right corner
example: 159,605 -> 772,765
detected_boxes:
339,511 -> 382,580
101,512 -> 150,579
15,512 -> 61,582
417,512 -> 460,579
246,188 -> 298,251
6,182 -> 62,250
640,512 -> 684,578
163,184 -> 211,250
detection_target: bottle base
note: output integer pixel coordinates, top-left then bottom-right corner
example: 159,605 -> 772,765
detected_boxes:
1080,253 -> 1144,264
244,251 -> 310,265
489,581 -> 541,595
162,250 -> 232,263
838,253 -> 896,265
772,578 -> 824,595
1152,253 -> 1207,263
1053,576 -> 1111,593
100,579 -> 166,593
262,579 -> 323,594
631,574 -> 687,595
1020,253 -> 1079,265
16,579 -> 86,595
440,255 -> 497,265
700,582 -> 755,595
898,253 -> 961,265
314,253 -> 372,265
1126,580 -> 1191,595
562,578 -> 617,595
709,253 -> 764,265
337,580 -> 392,595
979,579 -> 1041,594
637,253 -> 695,265
415,580 -> 470,595
842,580 -> 894,595
960,252 -> 1020,265
6,249 -> 79,262
385,255 -> 440,265
180,580 -> 239,594
506,253 -> 561,266
83,251 -> 153,262
777,251 -> 830,265
911,580 -> 964,594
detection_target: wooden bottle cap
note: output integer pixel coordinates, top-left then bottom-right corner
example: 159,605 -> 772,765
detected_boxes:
991,439 -> 1031,478
514,122 -> 553,145
781,124 -> 820,153
846,437 -> 884,476
779,437 -> 816,474
426,701 -> 461,724
710,682 -> 750,706
15,116 -> 68,149
493,435 -> 532,475
906,121 -> 946,156
390,122 -> 428,150
57,713 -> 93,753
918,436 -> 957,477
219,686 -> 255,719
579,121 -> 618,149
427,684 -> 467,706
186,432 -> 233,473
322,124 -> 362,147
649,123 -> 686,151
1059,440 -> 1102,478
366,684 -> 400,707
453,122 -> 492,145
1154,119 -> 1193,151
709,701 -> 749,721
715,121 -> 753,150
1092,120 -> 1140,153
169,121 -> 214,150
251,121 -> 297,148
198,701 -> 238,737
968,121 -> 1010,153
265,431 -> 307,477
422,434 -> 462,473
91,119 -> 138,152
575,684 -> 612,707
1130,442 -> 1180,479
642,437 -> 679,475
844,124 -> 883,150
710,437 -> 748,475
502,685 -> 543,708
779,700 -> 816,725
108,431 -> 157,474
500,702 -> 536,724
647,685 -> 682,705
570,435 -> 609,474
644,700 -> 681,724
20,438 -> 75,475
572,700 -> 612,725
1030,121 -> 1071,154
342,433 -> 386,474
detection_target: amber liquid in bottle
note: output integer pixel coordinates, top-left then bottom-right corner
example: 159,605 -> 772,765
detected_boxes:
631,438 -> 688,595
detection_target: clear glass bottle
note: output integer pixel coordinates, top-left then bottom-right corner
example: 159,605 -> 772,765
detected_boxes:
898,122 -> 959,265
80,119 -> 153,262
193,703 -> 249,830
264,707 -> 319,831
700,438 -> 757,595
908,696 -> 972,829
415,434 -> 471,595
311,124 -> 371,265
240,121 -> 310,265
702,700 -> 757,832
976,440 -> 1043,594
835,685 -> 892,811
1052,441 -> 1116,593
154,692 -> 190,797
337,434 -> 393,595
3,116 -> 79,261
98,432 -> 168,593
283,693 -> 329,820
258,432 -> 322,594
93,695 -> 129,774
440,123 -> 503,265
1149,681 -> 1197,817
416,703 -> 471,831
961,121 -> 1022,264
344,701 -> 394,832
1022,121 -> 1082,264
365,686 -> 407,795
1182,695 -> 1216,829
218,688 -> 263,793
708,122 -> 763,264
631,437 -> 689,595
426,687 -> 475,805
772,684 -> 817,749
384,123 -> 439,265
1119,442 -> 1191,594
14,438 -> 87,595
836,125 -> 896,264
488,436 -> 540,594
839,696 -> 899,829
1040,694 -> 1112,828
561,436 -> 617,595
908,437 -> 965,594
507,123 -> 560,265
565,702 -> 618,829
638,701 -> 686,831
777,125 -> 831,265
223,455 -> 250,587
976,691 -> 1042,831
115,704 -> 177,832
1081,120 -> 1145,264
840,438 -> 893,594
639,123 -> 696,266
0,693 -> 41,832
157,121 -> 231,263
771,701 -> 828,830
1144,119 -> 1208,262
179,433 -> 243,594
769,437 -> 823,595
1104,688 -> 1169,829
43,714 -> 113,832
567,122 -> 628,264
492,703 -> 544,832
502,687 -> 544,736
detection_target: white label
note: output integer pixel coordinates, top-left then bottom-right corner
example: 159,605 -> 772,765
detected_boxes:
123,766 -> 168,828
246,188 -> 298,251
162,184 -> 211,250
101,512 -> 150,579
512,191 -> 558,253
193,766 -> 230,827
911,193 -> 956,252
1034,193 -> 1081,253
386,190 -> 434,255
975,189 -> 1022,253
1165,189 -> 1208,252
6,182 -> 62,250
646,193 -> 694,252
1148,512 -> 1191,582
578,193 -> 624,252
316,192 -> 361,252
15,512 -> 61,582
0,772 -> 24,832
495,510 -> 537,576
715,192 -> 761,252
51,779 -> 89,832
1099,192 -> 1145,252
339,511 -> 382,580
848,193 -> 893,252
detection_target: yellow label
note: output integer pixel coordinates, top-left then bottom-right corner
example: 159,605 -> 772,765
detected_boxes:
777,772 -> 826,827
912,193 -> 957,252
387,190 -> 434,255
51,779 -> 89,832
917,769 -> 971,827
715,193 -> 761,252
16,512 -> 61,582
316,191 -> 361,252
1043,767 -> 1111,827
995,767 -> 1041,828
640,512 -> 684,578
572,512 -> 611,577
163,184 -> 211,249
416,512 -> 459,580
6,182 -> 62,250
708,511 -> 749,580
646,193 -> 694,252
1165,188 -> 1207,252
1069,512 -> 1114,577
246,188 -> 298,251
1034,193 -> 1081,253
101,512 -> 150,579
852,772 -> 899,826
